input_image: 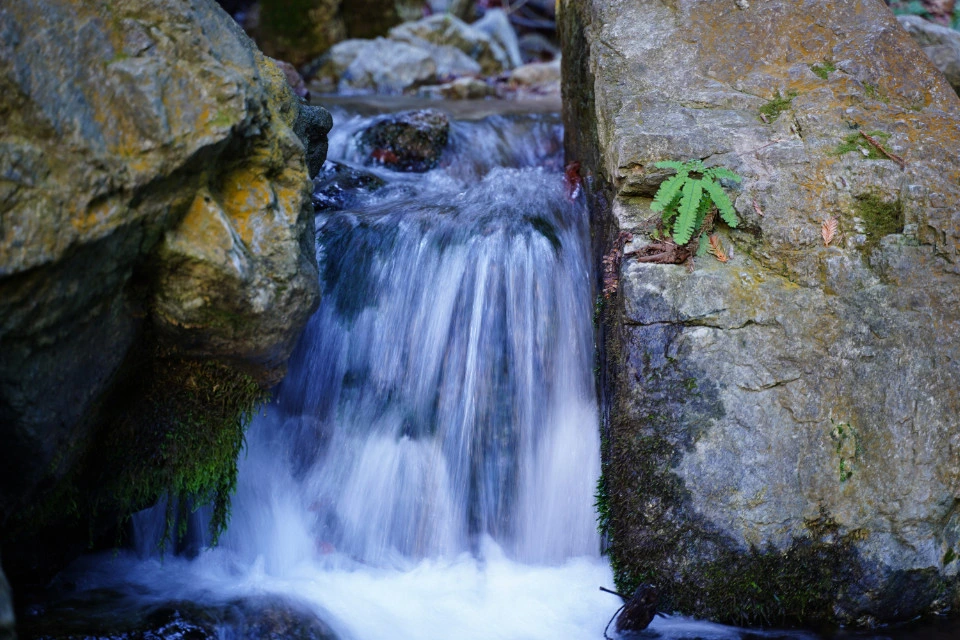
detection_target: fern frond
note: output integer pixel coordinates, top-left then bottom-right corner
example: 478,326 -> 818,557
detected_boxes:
704,166 -> 742,183
650,173 -> 687,212
694,193 -> 712,231
673,179 -> 703,245
702,180 -> 738,228
654,160 -> 687,171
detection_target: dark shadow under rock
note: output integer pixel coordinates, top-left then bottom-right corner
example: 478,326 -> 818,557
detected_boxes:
18,590 -> 339,640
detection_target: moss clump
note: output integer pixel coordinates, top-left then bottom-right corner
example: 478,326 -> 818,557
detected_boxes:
759,90 -> 798,122
97,353 -> 267,545
863,82 -> 889,103
811,60 -> 836,80
7,348 -> 267,552
833,130 -> 890,159
855,192 -> 904,251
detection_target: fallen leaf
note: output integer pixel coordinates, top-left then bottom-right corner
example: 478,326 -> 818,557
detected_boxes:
708,234 -> 729,263
822,217 -> 838,246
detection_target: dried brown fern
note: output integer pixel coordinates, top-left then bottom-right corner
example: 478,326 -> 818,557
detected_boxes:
821,217 -> 838,246
707,234 -> 729,262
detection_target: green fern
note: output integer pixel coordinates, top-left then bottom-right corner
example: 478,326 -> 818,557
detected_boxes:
650,159 -> 742,245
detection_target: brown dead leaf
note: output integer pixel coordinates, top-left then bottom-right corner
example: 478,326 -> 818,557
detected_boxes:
708,234 -> 729,263
822,218 -> 838,246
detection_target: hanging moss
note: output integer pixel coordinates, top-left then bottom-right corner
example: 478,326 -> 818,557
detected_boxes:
6,346 -> 268,553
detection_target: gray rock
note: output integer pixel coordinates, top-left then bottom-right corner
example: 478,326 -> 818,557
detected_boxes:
389,13 -> 511,75
417,76 -> 496,100
358,109 -> 450,172
472,9 -> 524,69
312,160 -> 386,211
305,39 -> 370,93
337,37 -> 480,94
507,58 -> 561,94
18,593 -> 337,640
563,0 -> 960,626
0,0 -> 327,586
898,15 -> 960,94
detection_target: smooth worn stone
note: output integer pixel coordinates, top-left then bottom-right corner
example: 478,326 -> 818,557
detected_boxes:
389,13 -> 512,75
18,593 -> 338,640
417,76 -> 496,100
562,0 -> 960,627
898,15 -> 960,94
358,109 -> 450,172
0,0 -> 327,586
472,9 -> 524,69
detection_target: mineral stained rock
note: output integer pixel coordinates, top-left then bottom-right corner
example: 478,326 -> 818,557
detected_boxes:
561,0 -> 960,626
0,0 -> 329,554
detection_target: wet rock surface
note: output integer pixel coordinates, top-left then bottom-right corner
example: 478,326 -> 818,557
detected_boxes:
18,592 -> 338,640
0,0 -> 329,588
898,14 -> 960,94
562,0 -> 960,626
307,11 -> 522,96
358,109 -> 450,172
312,161 -> 386,211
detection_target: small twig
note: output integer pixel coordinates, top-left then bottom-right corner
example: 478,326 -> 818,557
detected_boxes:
859,130 -> 905,169
603,604 -> 626,640
600,586 -> 629,600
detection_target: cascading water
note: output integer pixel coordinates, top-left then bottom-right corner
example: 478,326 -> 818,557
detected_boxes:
29,103 -> 619,640
222,106 -> 603,574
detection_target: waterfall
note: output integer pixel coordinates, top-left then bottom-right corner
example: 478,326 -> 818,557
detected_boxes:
55,105 -> 619,640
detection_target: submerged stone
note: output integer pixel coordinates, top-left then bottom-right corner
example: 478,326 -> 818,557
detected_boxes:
358,109 -> 450,172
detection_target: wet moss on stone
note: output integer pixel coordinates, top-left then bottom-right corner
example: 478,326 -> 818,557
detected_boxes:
811,60 -> 836,80
833,130 -> 891,159
855,192 -> 904,251
7,346 -> 267,552
759,90 -> 798,122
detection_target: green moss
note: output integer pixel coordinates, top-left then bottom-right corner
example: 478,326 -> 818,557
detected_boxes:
595,474 -> 611,537
833,130 -> 890,159
811,60 -> 836,80
8,350 -> 267,551
944,548 -> 957,565
209,110 -> 235,128
864,82 -> 889,103
100,355 -> 266,545
759,90 -> 798,122
855,192 -> 904,251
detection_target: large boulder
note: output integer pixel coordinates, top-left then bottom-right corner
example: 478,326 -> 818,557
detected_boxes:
327,37 -> 480,95
389,13 -> 514,75
561,0 -> 960,627
0,0 -> 329,583
898,14 -> 960,95
358,109 -> 450,172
